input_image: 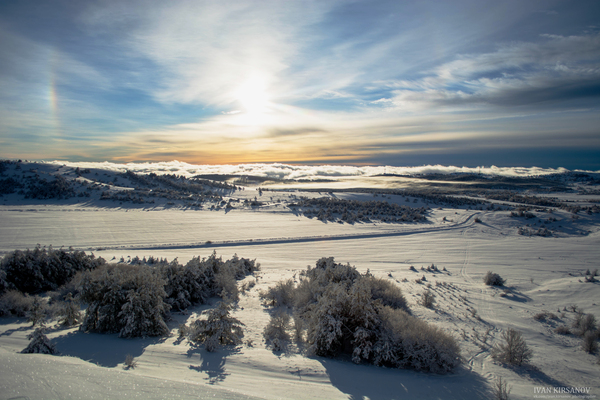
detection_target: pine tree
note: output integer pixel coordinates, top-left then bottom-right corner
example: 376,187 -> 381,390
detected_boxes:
59,293 -> 81,326
348,278 -> 380,364
263,311 -> 291,351
22,327 -> 57,354
189,301 -> 244,352
27,296 -> 46,327
306,283 -> 347,357
118,270 -> 169,338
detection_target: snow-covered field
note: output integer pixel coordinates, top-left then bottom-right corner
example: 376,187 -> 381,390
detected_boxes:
1,161 -> 599,399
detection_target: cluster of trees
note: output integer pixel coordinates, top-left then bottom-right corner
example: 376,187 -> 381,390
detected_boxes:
0,172 -> 76,200
99,173 -> 230,206
510,209 -> 536,219
3,247 -> 472,374
120,170 -> 236,193
260,257 -> 460,373
517,227 -> 552,237
572,311 -> 598,353
294,188 -> 490,208
0,247 -> 258,339
560,203 -> 600,215
77,252 -> 258,337
0,247 -> 105,321
0,245 -> 105,294
545,171 -> 600,184
0,176 -> 21,195
161,253 -> 259,310
78,264 -> 171,338
100,189 -> 155,204
0,161 -> 80,199
553,307 -> 599,353
289,197 -> 427,224
485,191 -> 600,216
399,189 -> 489,208
0,159 -> 12,173
24,174 -> 76,200
485,192 -> 561,208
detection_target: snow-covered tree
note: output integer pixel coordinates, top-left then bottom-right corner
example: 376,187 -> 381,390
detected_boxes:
348,278 -> 380,364
79,265 -> 170,337
259,279 -> 295,307
189,301 -> 244,352
118,270 -> 169,338
0,268 -> 9,295
1,245 -> 104,294
262,257 -> 460,373
0,290 -> 33,317
263,311 -> 291,351
491,328 -> 532,366
22,327 -> 57,354
59,293 -> 81,326
305,283 -> 347,357
162,252 -> 259,311
373,307 -> 460,373
27,296 -> 46,327
483,271 -> 505,286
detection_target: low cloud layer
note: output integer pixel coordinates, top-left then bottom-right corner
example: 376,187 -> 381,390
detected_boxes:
51,160 -> 595,180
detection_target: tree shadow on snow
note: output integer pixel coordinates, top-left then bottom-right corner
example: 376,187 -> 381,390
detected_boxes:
0,325 -> 31,337
478,221 -> 500,231
319,359 -> 493,400
188,345 -> 241,384
0,317 -> 31,336
499,288 -> 530,303
52,329 -> 166,368
509,364 -> 567,388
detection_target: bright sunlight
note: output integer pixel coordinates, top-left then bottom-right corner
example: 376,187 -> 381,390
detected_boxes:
235,75 -> 270,116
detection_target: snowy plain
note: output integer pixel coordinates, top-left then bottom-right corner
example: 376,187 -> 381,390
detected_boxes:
0,161 -> 599,400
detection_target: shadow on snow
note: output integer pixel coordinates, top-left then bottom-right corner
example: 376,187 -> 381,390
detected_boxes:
52,330 -> 166,368
187,344 -> 241,384
319,359 -> 493,400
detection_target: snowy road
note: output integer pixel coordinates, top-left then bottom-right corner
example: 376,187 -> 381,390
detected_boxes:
0,206 -> 482,254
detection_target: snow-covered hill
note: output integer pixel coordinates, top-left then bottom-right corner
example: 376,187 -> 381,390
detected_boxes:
1,160 -> 599,399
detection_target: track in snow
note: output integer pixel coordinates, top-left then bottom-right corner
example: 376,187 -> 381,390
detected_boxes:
86,212 -> 483,252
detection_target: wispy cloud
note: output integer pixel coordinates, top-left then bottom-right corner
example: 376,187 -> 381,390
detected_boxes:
377,33 -> 600,110
83,1 -> 334,109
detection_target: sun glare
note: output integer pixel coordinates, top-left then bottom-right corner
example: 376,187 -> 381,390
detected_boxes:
235,76 -> 270,116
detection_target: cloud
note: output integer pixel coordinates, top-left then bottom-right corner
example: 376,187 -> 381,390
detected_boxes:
50,159 -> 596,180
267,127 -> 327,137
81,0 -> 335,109
438,34 -> 600,80
378,33 -> 600,110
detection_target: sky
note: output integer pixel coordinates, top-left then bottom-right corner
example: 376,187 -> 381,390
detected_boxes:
0,0 -> 599,169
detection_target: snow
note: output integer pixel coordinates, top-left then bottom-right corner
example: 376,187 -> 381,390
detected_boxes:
0,347 -> 260,400
1,162 -> 599,399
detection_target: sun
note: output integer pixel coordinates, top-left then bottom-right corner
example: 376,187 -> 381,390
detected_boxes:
235,76 -> 270,115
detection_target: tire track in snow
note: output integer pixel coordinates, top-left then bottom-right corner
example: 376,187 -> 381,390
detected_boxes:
458,212 -> 497,375
459,212 -> 495,320
86,211 -> 482,252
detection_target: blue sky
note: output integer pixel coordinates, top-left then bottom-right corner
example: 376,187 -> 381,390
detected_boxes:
1,0 -> 599,169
